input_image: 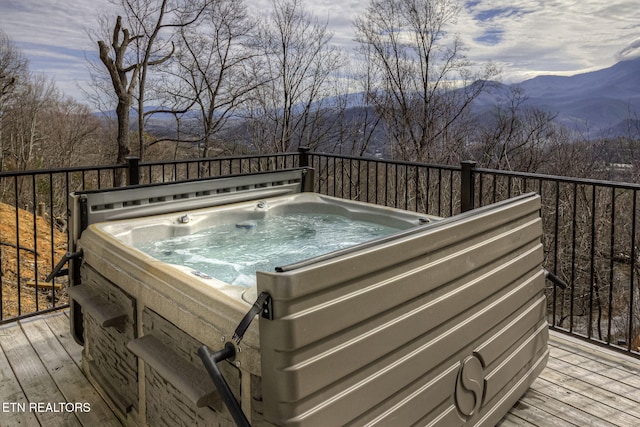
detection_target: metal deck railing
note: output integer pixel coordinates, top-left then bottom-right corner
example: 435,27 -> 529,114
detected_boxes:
1,149 -> 638,359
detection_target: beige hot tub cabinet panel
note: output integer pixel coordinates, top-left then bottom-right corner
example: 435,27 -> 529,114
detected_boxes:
257,193 -> 547,426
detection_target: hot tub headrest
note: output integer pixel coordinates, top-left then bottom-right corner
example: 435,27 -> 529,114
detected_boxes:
69,168 -> 314,242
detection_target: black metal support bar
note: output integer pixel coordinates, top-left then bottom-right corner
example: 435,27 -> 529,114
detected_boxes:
45,250 -> 83,282
198,343 -> 250,427
544,269 -> 568,290
298,146 -> 310,168
301,167 -> 315,193
461,160 -> 477,212
126,156 -> 140,186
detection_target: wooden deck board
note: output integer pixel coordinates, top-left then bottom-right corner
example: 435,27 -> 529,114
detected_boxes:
2,311 -> 640,426
0,328 -> 40,427
496,333 -> 640,427
44,310 -> 83,366
0,321 -> 81,426
20,314 -> 121,427
514,388 -> 616,427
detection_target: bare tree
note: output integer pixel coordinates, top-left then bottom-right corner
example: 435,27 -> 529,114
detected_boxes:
97,1 -> 204,176
471,86 -> 560,172
0,31 -> 27,103
116,0 -> 208,159
41,99 -> 101,168
354,0 -> 497,163
167,0 -> 258,158
98,15 -> 144,171
0,75 -> 57,171
0,31 -> 29,169
322,59 -> 384,156
246,0 -> 345,153
119,0 -> 174,160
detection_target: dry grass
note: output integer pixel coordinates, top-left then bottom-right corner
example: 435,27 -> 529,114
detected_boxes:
0,202 -> 68,319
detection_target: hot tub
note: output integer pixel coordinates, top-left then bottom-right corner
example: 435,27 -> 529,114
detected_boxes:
65,168 -> 548,427
94,191 -> 431,302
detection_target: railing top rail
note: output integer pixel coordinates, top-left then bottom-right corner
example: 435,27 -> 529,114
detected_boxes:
139,151 -> 299,168
0,152 -> 300,181
473,166 -> 640,191
3,151 -> 640,192
311,150 -> 640,190
307,151 -> 461,172
0,163 -> 126,179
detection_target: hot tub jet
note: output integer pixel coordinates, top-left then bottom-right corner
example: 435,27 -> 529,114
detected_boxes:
236,221 -> 258,230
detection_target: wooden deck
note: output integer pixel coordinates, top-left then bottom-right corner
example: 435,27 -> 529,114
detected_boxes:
1,311 -> 639,427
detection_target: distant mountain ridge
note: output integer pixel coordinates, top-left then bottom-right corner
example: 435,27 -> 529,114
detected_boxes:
474,57 -> 640,136
107,58 -> 640,144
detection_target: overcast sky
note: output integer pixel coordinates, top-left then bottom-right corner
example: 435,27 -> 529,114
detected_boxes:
1,0 -> 640,102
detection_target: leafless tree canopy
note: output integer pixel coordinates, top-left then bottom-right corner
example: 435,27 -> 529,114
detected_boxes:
98,15 -> 142,168
74,0 -> 640,185
0,31 -> 28,103
168,0 -> 257,157
243,0 -> 346,153
354,0 -> 498,163
1,0 -> 638,180
0,31 -> 101,173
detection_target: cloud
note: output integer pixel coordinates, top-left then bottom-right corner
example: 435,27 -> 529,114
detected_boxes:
618,39 -> 640,61
464,5 -> 532,47
456,0 -> 640,81
472,7 -> 526,22
2,0 -> 640,99
475,28 -> 504,46
1,0 -> 109,49
0,0 -> 118,100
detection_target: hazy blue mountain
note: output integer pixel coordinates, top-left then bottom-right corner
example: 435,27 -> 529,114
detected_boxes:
476,58 -> 640,136
103,58 -> 640,142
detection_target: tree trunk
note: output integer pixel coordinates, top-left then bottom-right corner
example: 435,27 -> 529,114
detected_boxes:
116,99 -> 131,164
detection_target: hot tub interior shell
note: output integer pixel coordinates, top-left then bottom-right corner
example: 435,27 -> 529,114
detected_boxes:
67,168 -> 548,427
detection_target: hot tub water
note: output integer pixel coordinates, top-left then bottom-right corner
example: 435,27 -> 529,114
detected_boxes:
135,212 -> 401,287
